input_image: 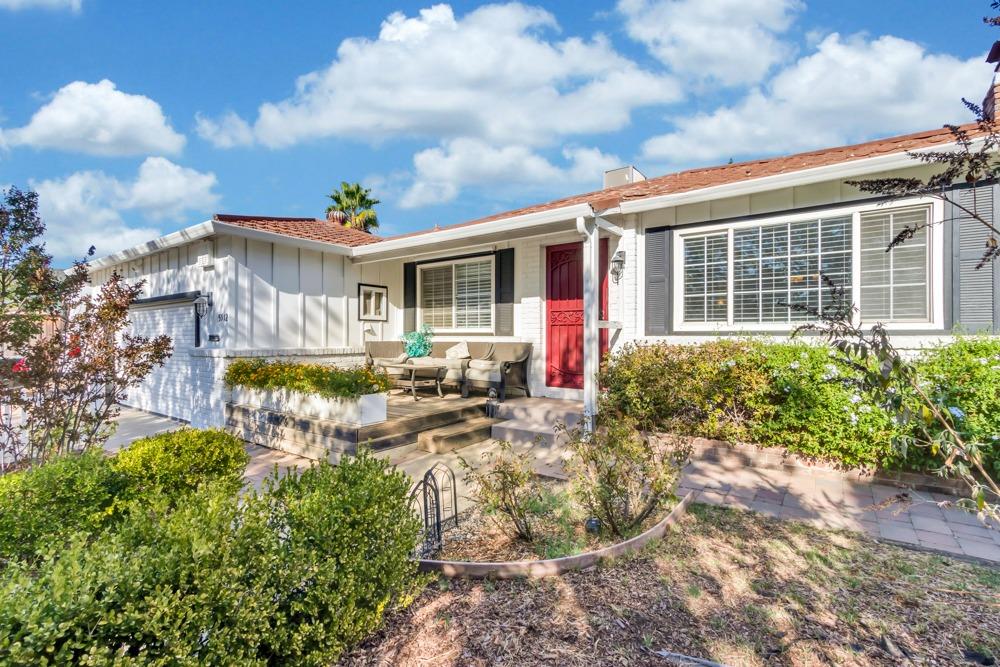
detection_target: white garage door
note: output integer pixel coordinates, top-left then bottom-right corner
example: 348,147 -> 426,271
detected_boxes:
126,303 -> 195,422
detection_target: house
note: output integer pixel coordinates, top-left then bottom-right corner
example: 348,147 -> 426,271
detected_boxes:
86,108 -> 999,429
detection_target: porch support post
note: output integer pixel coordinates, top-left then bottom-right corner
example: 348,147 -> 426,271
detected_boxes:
576,215 -> 600,422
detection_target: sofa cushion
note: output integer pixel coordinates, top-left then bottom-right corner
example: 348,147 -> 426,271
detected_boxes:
408,356 -> 441,366
466,367 -> 501,383
468,358 -> 498,371
445,341 -> 470,359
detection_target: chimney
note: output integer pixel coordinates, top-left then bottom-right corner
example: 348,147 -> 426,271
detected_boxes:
603,165 -> 647,189
984,41 -> 1000,121
326,209 -> 347,224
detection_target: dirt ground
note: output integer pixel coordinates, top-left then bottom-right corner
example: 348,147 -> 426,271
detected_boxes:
341,504 -> 1000,667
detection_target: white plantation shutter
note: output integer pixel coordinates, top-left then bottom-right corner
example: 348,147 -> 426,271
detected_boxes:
683,233 -> 728,323
729,216 -> 851,324
420,265 -> 453,328
455,260 -> 492,329
419,258 -> 494,330
860,207 -> 929,321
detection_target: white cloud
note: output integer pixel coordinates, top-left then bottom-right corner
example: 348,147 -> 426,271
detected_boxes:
642,33 -> 989,165
198,3 -> 681,149
31,158 -> 219,260
4,80 -> 185,156
0,0 -> 80,10
400,138 -> 620,208
195,111 -> 253,148
617,0 -> 802,86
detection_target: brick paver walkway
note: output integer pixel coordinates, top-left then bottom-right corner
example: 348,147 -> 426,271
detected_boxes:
680,459 -> 1000,564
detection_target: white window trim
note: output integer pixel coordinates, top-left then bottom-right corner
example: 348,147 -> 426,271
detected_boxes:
417,255 -> 496,334
670,197 -> 945,332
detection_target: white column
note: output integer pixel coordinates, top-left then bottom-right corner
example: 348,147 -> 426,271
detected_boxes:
577,215 -> 600,419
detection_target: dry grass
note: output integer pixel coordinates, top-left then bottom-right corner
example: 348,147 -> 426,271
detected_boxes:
342,504 -> 1000,667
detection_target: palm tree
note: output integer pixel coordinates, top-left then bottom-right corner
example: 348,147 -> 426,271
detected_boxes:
326,182 -> 380,233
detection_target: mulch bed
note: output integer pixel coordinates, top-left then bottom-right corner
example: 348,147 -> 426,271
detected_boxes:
341,504 -> 1000,667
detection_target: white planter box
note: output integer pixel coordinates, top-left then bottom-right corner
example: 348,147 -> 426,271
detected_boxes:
232,387 -> 387,426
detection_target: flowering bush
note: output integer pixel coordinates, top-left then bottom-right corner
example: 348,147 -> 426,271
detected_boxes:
224,359 -> 392,399
909,336 -> 1000,476
601,340 -> 897,468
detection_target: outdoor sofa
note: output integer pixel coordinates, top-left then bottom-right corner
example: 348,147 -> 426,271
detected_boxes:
364,341 -> 531,401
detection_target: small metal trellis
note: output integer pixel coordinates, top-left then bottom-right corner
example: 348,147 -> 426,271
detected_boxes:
408,463 -> 459,558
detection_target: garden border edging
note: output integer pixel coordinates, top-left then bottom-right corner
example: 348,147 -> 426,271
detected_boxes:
418,491 -> 694,579
684,437 -> 966,497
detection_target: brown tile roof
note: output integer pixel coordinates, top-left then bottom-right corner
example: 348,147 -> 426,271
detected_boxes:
383,123 -> 975,242
213,214 -> 382,247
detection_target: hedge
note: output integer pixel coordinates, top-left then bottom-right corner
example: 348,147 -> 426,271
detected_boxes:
112,428 -> 249,498
0,429 -> 248,565
224,358 -> 392,399
600,337 -> 1000,473
0,450 -> 422,666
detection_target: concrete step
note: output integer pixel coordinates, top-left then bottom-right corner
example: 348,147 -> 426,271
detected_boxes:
490,417 -> 573,469
418,417 -> 499,454
494,398 -> 584,430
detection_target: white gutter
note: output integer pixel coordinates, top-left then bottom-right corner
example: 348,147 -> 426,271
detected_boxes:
85,220 -> 216,270
351,202 -> 595,257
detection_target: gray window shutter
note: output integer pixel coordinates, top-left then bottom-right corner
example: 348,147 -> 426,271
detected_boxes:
645,227 -> 670,335
403,262 -> 416,333
495,248 -> 515,336
952,184 -> 999,333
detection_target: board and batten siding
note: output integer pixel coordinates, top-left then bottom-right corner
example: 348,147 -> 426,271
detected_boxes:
220,235 -> 402,350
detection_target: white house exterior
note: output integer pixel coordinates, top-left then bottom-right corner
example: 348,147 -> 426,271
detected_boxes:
86,123 -> 998,427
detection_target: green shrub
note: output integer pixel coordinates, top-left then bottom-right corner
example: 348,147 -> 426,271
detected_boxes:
564,417 -> 689,538
224,358 -> 392,399
0,450 -> 423,666
460,441 -> 546,541
0,450 -> 123,564
911,336 -> 1000,476
112,428 -> 249,498
600,339 -> 898,468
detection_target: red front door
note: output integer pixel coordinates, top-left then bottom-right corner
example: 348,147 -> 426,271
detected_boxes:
545,240 -> 609,389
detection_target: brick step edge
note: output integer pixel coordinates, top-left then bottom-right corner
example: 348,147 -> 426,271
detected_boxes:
678,436 -> 966,497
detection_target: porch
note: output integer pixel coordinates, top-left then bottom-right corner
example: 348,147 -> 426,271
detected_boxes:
350,208 -> 632,416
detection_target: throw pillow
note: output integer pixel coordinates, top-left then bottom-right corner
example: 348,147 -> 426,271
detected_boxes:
445,341 -> 471,360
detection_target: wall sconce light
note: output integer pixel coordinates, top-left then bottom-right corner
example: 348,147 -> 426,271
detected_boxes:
194,294 -> 213,319
610,250 -> 626,284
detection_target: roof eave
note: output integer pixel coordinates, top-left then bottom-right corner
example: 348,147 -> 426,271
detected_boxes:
84,220 -> 217,271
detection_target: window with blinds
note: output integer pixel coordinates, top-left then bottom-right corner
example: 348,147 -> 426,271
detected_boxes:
860,207 -> 929,321
419,258 -> 494,331
732,216 -> 851,323
683,233 -> 728,323
676,204 -> 932,327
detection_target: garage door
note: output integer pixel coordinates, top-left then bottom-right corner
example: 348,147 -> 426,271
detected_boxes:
126,303 -> 194,422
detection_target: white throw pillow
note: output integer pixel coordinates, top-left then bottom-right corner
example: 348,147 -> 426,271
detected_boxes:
445,341 -> 471,360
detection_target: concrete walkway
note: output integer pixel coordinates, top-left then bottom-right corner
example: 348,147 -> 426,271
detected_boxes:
680,459 -> 1000,563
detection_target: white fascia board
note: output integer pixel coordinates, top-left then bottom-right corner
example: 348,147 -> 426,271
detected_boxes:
84,220 -> 216,271
618,147 -> 946,217
350,202 -> 595,258
212,221 -> 353,257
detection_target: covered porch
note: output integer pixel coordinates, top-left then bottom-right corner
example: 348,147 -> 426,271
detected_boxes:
349,202 -> 633,416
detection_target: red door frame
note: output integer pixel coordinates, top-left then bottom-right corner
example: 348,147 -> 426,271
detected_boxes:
545,239 -> 609,389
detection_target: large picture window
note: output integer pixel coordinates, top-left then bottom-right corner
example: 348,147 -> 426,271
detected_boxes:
674,204 -> 933,328
418,257 -> 494,332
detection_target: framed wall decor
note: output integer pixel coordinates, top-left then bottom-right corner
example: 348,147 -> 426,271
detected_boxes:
358,283 -> 389,322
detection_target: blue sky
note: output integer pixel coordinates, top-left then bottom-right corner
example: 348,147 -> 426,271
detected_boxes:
0,0 -> 995,264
